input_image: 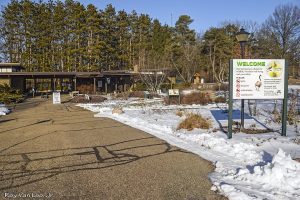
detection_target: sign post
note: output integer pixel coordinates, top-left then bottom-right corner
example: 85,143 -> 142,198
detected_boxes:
282,62 -> 288,136
228,60 -> 234,139
228,59 -> 287,138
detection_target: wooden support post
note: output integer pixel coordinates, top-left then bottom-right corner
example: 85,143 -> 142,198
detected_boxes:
51,78 -> 54,92
22,78 -> 26,92
93,78 -> 96,94
33,78 -> 36,89
74,78 -> 77,91
53,78 -> 56,91
69,78 -> 72,91
59,78 -> 63,92
33,78 -> 36,98
105,82 -> 108,94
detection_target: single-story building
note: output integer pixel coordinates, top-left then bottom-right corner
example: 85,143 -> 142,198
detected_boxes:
0,63 -> 138,94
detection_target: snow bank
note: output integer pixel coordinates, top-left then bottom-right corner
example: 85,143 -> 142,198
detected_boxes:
176,133 -> 262,165
249,149 -> 300,190
180,89 -> 200,95
288,85 -> 300,90
212,149 -> 300,200
79,99 -> 300,200
0,104 -> 10,115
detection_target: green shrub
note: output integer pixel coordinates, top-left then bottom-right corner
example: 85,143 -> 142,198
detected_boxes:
0,84 -> 11,93
133,82 -> 147,91
0,92 -> 23,104
0,84 -> 24,104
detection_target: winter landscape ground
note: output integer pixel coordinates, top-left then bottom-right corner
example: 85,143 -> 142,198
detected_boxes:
0,104 -> 10,116
80,86 -> 300,200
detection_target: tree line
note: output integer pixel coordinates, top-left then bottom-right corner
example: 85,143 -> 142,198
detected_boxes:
0,0 -> 299,82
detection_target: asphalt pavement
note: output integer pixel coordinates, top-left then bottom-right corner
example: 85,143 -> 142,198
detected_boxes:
0,98 -> 226,200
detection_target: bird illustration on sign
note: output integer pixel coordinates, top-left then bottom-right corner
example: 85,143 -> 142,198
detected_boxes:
255,75 -> 262,91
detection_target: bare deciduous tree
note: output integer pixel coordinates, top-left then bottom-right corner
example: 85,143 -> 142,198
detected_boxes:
266,4 -> 300,58
138,51 -> 170,91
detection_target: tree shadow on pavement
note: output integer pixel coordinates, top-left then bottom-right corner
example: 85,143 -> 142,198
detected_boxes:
0,136 -> 190,190
0,119 -> 52,135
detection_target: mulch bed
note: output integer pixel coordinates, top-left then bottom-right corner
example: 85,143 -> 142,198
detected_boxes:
166,92 -> 212,105
241,128 -> 272,134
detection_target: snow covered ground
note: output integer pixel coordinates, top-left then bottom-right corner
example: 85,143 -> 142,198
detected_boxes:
79,87 -> 300,200
0,104 -> 10,115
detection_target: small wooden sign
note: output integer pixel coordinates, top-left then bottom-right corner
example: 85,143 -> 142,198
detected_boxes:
168,89 -> 179,96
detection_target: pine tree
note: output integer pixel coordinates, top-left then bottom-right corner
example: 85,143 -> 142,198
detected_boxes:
116,10 -> 130,69
52,0 -> 68,72
100,4 -> 118,70
85,4 -> 101,71
203,26 -> 236,82
1,0 -> 22,63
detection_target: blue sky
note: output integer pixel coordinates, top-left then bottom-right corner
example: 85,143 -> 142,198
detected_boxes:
1,0 -> 299,32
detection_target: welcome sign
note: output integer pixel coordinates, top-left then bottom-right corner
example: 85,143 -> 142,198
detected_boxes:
232,59 -> 285,99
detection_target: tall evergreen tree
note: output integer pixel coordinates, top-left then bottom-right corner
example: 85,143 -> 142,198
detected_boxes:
85,4 -> 101,71
115,10 -> 130,69
99,4 -> 116,70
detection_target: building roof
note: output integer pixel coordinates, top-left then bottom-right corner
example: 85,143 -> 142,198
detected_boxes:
0,70 -> 137,78
0,63 -> 138,77
0,63 -> 24,69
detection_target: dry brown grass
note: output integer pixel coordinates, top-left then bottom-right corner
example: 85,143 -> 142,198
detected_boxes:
115,92 -> 130,99
289,78 -> 300,85
214,96 -> 226,103
116,91 -> 143,99
177,113 -> 211,131
129,91 -> 145,98
213,83 -> 229,91
175,110 -> 184,117
272,109 -> 282,123
241,128 -> 270,134
181,92 -> 212,105
293,138 -> 300,145
112,106 -> 124,114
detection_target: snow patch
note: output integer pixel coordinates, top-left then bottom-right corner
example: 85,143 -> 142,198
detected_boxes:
0,104 -> 10,115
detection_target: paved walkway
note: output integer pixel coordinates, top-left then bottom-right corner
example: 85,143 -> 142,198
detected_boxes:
0,99 -> 226,200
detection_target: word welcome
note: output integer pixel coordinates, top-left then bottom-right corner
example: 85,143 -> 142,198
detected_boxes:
237,61 -> 266,66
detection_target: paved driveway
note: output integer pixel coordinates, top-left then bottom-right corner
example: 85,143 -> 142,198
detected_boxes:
0,99 -> 226,200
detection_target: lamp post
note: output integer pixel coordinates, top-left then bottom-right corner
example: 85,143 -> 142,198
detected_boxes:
236,27 -> 250,129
